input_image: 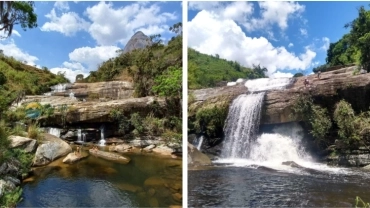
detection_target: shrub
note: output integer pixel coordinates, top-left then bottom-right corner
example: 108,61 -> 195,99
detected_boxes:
194,105 -> 228,138
130,113 -> 144,134
143,113 -> 165,135
27,123 -> 43,142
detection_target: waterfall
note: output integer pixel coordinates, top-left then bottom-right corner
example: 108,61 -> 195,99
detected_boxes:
50,83 -> 69,93
69,92 -> 76,100
48,128 -> 61,138
82,132 -> 86,143
222,77 -> 294,159
99,125 -> 106,146
197,136 -> 204,151
222,93 -> 265,158
77,129 -> 82,142
43,83 -> 70,96
245,77 -> 294,92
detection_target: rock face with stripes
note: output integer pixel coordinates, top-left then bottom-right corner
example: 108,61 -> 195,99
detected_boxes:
189,65 -> 370,125
122,31 -> 152,54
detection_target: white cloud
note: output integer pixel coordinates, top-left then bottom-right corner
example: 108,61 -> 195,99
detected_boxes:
85,2 -> 177,45
300,28 -> 307,37
188,10 -> 316,76
288,43 -> 294,47
41,8 -> 90,36
271,71 -> 294,78
49,67 -> 88,83
244,1 -> 305,31
54,1 -> 69,11
189,2 -> 222,11
321,37 -> 330,51
68,46 -> 120,70
12,30 -> 21,37
62,61 -> 86,71
0,39 -> 38,65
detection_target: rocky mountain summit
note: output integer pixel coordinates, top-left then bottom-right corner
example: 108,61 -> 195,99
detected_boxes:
122,31 -> 152,54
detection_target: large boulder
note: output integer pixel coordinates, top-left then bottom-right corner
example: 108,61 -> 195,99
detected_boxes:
32,133 -> 72,166
187,143 -> 211,166
8,135 -> 37,153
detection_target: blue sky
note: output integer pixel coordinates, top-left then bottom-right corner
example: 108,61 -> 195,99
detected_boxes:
188,1 -> 366,78
0,1 -> 182,82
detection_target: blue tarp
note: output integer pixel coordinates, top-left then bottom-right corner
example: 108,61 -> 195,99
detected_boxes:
25,109 -> 41,119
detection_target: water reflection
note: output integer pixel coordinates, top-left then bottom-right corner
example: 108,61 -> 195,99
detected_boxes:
18,153 -> 182,207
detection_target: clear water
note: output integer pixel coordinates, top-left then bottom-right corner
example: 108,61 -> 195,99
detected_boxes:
18,152 -> 182,207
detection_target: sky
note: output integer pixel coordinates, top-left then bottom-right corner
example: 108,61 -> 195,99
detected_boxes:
0,1 -> 182,82
188,1 -> 367,78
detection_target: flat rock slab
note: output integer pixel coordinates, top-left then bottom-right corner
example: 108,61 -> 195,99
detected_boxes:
89,149 -> 130,164
62,152 -> 88,164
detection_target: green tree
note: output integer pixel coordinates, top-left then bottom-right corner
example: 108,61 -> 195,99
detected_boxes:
345,6 -> 370,71
152,66 -> 182,98
0,71 -> 6,85
75,74 -> 84,81
0,1 -> 37,38
293,72 -> 304,77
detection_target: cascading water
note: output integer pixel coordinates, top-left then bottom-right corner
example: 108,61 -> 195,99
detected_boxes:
197,136 -> 204,151
222,93 -> 265,158
69,92 -> 77,100
48,128 -> 61,138
221,77 -> 294,159
99,125 -> 106,146
51,83 -> 68,93
77,129 -> 82,142
82,132 -> 86,143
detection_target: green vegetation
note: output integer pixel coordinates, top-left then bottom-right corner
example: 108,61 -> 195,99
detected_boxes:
313,5 -> 370,73
291,94 -> 332,146
0,1 -> 38,38
292,94 -> 370,149
192,105 -> 229,138
293,72 -> 304,77
188,48 -> 267,89
356,196 -> 370,208
0,56 -> 69,116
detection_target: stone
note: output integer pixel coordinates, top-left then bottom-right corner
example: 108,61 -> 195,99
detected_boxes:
143,144 -> 156,152
116,183 -> 142,193
89,149 -> 130,164
4,176 -> 20,186
148,197 -> 159,207
62,152 -> 88,164
122,31 -> 152,54
32,133 -> 72,166
109,143 -> 133,153
8,135 -> 37,153
188,143 -> 212,166
172,193 -> 182,202
147,188 -> 156,196
152,145 -> 174,156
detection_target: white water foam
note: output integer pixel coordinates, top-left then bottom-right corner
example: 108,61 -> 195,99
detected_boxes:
227,82 -> 237,86
48,128 -> 61,138
245,77 -> 293,92
216,123 -> 348,174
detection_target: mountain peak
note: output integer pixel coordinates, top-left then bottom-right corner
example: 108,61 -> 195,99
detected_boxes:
122,31 -> 152,54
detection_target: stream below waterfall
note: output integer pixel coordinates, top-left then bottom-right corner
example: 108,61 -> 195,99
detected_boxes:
17,152 -> 182,207
189,165 -> 370,207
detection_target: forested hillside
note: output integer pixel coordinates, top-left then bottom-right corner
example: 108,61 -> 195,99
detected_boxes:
188,48 -> 266,89
0,54 -> 69,114
313,5 -> 370,73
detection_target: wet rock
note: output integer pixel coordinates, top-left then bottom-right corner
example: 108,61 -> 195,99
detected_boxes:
172,193 -> 182,202
62,152 -> 88,164
152,145 -> 174,156
148,197 -> 159,207
143,144 -> 156,152
147,188 -> 156,196
144,176 -> 165,187
89,149 -> 130,164
109,143 -> 133,153
4,176 -> 20,186
8,135 -> 37,153
33,133 -> 72,166
116,183 -> 142,193
0,179 -> 16,198
169,205 -> 182,208
188,143 -> 211,166
282,161 -> 303,168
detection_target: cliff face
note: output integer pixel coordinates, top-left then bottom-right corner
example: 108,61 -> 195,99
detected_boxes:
122,31 -> 152,54
189,66 -> 370,125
